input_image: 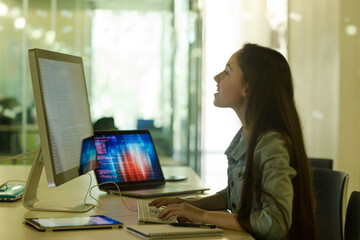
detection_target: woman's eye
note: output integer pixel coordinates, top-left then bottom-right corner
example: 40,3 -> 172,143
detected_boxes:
223,70 -> 228,75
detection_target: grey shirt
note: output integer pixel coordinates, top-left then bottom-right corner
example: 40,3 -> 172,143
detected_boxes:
218,128 -> 297,239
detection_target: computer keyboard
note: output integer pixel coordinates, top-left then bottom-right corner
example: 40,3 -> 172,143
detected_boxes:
137,200 -> 178,224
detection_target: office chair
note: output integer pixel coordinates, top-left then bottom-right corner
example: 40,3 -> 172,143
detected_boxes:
93,117 -> 117,131
345,191 -> 360,240
309,157 -> 333,170
313,168 -> 349,240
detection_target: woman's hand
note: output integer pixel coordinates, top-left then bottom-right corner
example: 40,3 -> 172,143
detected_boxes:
149,196 -> 244,231
149,197 -> 204,223
157,202 -> 206,223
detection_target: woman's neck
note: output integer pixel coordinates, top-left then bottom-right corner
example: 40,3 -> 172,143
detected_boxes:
234,109 -> 247,134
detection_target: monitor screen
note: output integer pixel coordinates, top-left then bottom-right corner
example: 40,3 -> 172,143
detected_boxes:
29,49 -> 94,187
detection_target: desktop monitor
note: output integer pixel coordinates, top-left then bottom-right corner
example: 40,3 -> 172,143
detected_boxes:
23,48 -> 96,212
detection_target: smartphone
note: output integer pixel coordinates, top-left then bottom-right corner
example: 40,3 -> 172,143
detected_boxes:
0,184 -> 25,202
24,215 -> 123,231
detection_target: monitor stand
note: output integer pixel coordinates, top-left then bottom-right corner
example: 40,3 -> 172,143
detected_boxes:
22,146 -> 95,212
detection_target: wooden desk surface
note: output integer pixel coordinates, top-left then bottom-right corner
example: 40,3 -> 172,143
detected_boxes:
0,165 -> 252,240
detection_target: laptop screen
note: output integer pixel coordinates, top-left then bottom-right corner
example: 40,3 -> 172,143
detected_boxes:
94,130 -> 165,187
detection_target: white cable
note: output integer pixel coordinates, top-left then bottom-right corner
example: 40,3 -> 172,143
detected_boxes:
84,176 -> 137,212
0,168 -> 136,213
0,157 -> 33,161
88,184 -> 103,208
0,180 -> 27,190
2,180 -> 26,185
0,151 -> 37,161
83,173 -> 99,208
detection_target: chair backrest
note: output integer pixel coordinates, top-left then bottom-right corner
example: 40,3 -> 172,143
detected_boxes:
313,168 -> 349,240
345,191 -> 360,240
310,158 -> 333,170
93,117 -> 117,130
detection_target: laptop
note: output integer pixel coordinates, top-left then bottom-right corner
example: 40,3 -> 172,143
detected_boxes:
93,129 -> 209,198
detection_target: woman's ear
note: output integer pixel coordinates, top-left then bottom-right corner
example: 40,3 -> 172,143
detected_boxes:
243,85 -> 250,98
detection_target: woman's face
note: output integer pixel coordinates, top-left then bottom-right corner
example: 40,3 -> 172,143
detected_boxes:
213,51 -> 248,113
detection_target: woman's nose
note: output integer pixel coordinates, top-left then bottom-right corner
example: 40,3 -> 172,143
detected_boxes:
214,72 -> 221,82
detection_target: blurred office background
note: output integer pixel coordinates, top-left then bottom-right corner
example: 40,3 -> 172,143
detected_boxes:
0,0 -> 359,195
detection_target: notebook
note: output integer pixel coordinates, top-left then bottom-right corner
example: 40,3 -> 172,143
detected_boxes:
93,130 -> 209,198
126,224 -> 224,239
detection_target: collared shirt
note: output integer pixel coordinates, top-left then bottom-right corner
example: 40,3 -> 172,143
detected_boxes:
218,128 -> 297,240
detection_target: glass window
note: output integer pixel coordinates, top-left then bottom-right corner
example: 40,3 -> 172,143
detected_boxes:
0,0 -> 203,168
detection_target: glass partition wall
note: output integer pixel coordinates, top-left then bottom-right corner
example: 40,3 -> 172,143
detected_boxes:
0,0 -> 203,173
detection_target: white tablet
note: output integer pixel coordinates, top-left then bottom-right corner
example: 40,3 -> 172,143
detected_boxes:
24,215 -> 123,231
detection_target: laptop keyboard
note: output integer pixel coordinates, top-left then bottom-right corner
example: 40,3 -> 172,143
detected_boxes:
137,200 -> 178,224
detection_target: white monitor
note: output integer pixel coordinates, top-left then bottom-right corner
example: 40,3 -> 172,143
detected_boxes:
23,49 -> 96,212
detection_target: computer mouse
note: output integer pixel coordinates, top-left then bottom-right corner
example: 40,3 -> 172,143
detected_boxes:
165,175 -> 187,181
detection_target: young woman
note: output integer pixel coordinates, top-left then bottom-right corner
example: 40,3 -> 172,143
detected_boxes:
149,43 -> 318,239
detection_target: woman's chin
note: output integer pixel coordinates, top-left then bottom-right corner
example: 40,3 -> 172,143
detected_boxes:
213,100 -> 224,108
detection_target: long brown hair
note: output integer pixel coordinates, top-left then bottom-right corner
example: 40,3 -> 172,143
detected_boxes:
236,44 -> 318,239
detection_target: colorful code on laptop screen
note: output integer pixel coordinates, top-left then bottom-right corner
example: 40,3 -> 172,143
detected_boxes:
79,136 -> 98,175
94,133 -> 163,184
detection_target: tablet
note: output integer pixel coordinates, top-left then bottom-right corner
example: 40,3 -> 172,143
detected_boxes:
24,215 -> 123,231
0,184 -> 25,202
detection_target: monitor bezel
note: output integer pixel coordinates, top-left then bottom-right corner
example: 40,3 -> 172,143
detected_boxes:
29,48 -> 93,187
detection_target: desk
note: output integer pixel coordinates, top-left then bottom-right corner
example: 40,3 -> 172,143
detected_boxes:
0,165 -> 252,240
